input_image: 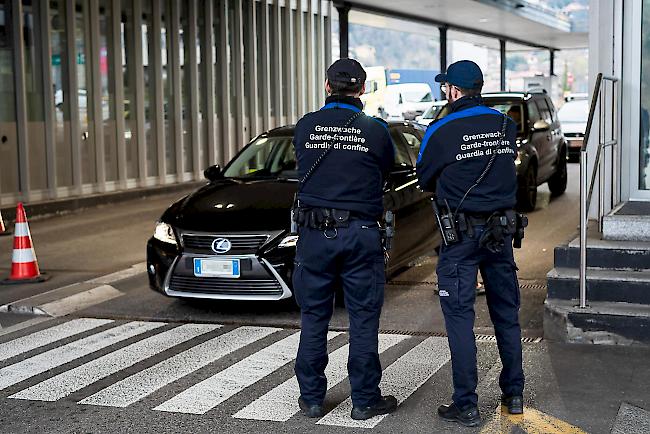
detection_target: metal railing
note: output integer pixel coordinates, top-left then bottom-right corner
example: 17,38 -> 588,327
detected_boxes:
579,73 -> 620,308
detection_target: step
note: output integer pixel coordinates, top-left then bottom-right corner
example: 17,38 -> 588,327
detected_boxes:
553,237 -> 650,270
544,298 -> 650,345
603,201 -> 650,242
547,267 -> 650,305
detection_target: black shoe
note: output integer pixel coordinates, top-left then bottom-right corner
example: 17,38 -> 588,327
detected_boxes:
501,394 -> 524,414
298,397 -> 324,418
351,395 -> 398,420
437,402 -> 481,427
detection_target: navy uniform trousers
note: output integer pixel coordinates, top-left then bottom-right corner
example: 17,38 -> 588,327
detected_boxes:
293,218 -> 385,408
436,224 -> 525,410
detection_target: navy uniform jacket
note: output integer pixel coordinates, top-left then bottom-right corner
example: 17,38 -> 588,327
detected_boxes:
416,96 -> 518,213
293,95 -> 395,220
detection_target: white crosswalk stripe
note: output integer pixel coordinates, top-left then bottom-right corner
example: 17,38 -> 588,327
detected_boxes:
0,318 -> 460,431
316,336 -> 451,428
0,321 -> 165,391
233,333 -> 408,422
154,331 -> 341,415
79,326 -> 280,408
10,323 -> 219,402
0,318 -> 113,362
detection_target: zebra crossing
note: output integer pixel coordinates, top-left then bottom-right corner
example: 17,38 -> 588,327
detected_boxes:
0,317 -> 455,429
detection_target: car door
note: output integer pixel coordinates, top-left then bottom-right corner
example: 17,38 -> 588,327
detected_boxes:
545,96 -> 563,173
533,97 -> 556,182
384,126 -> 438,272
384,128 -> 418,269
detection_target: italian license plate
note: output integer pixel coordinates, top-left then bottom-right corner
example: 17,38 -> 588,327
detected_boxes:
193,258 -> 240,278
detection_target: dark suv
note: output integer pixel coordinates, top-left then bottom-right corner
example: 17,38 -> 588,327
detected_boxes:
430,91 -> 568,211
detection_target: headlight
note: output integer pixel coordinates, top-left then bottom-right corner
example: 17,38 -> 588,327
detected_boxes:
153,222 -> 177,245
278,235 -> 299,248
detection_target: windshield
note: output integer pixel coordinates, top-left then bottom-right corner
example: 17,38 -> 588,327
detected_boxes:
558,100 -> 589,123
402,91 -> 433,103
223,136 -> 297,179
483,100 -> 525,133
422,104 -> 445,119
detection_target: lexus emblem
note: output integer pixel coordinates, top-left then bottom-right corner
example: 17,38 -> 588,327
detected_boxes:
211,238 -> 232,254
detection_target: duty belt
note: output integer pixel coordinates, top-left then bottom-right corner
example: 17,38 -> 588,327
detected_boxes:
296,207 -> 354,239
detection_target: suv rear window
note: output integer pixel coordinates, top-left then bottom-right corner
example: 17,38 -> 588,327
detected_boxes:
482,99 -> 525,133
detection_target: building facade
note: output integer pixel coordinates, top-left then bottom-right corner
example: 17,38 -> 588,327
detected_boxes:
0,0 -> 332,206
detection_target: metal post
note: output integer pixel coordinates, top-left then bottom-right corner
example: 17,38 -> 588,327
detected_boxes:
152,0 -> 167,182
203,0 -> 216,166
579,149 -> 588,308
550,49 -> 555,76
500,39 -> 506,91
188,0 -> 201,177
439,27 -> 447,72
336,3 -> 349,59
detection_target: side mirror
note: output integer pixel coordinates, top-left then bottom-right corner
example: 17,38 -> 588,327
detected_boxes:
532,120 -> 550,132
204,164 -> 223,181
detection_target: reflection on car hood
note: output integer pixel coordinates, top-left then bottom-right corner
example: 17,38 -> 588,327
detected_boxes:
561,121 -> 587,135
169,179 -> 297,232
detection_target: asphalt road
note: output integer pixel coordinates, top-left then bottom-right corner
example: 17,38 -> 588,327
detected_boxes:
1,163 -> 649,433
1,164 -> 580,336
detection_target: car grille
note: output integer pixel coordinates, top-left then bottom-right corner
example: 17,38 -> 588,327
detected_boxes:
169,275 -> 283,296
182,234 -> 269,254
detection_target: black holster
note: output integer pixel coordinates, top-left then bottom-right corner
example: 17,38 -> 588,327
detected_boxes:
478,210 -> 528,253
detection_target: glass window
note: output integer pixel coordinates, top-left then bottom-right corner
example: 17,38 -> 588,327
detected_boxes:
535,98 -> 552,124
51,0 -> 73,188
347,10 -> 440,119
527,99 -> 541,123
223,136 -> 295,178
76,0 -> 96,185
401,130 -> 422,163
0,0 -> 19,195
122,1 -> 138,179
448,30 -> 500,93
22,1 -> 47,190
99,0 -> 118,182
390,130 -> 413,167
143,0 -> 158,177
180,1 -> 192,173
161,0 -> 174,175
640,0 -> 650,189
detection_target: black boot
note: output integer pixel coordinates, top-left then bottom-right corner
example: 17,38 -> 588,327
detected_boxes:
298,397 -> 324,418
351,395 -> 398,420
501,394 -> 524,414
437,402 -> 481,427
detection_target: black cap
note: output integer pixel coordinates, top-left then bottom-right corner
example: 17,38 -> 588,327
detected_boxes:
327,58 -> 366,85
435,60 -> 484,89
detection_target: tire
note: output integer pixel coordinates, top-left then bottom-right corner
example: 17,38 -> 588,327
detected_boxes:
517,164 -> 537,212
548,148 -> 568,197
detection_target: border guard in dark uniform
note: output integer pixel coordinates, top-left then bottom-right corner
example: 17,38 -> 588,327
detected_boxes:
417,60 -> 527,427
292,59 -> 397,420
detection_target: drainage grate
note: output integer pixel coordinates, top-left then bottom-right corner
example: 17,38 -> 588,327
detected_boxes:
388,280 -> 547,291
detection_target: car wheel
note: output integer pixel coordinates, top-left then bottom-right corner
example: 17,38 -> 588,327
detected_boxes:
548,148 -> 568,197
517,164 -> 537,212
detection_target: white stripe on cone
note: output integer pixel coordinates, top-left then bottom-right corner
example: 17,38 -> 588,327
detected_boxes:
12,248 -> 36,264
13,222 -> 30,237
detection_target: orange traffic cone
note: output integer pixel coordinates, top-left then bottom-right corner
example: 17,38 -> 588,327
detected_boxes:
1,203 -> 48,284
0,210 -> 7,236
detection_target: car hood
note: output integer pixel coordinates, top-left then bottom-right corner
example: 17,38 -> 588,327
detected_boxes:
165,178 -> 297,232
560,121 -> 587,135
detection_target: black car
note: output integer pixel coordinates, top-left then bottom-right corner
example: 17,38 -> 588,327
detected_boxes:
428,91 -> 568,211
147,121 -> 439,301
